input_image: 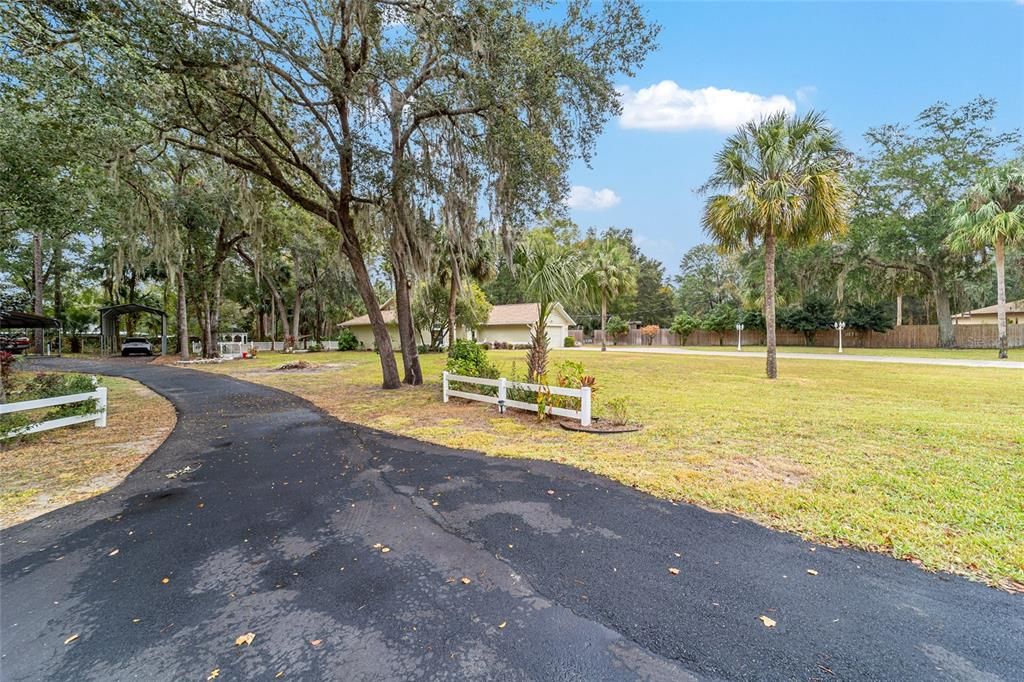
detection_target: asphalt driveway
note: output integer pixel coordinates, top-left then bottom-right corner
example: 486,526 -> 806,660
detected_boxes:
1,358 -> 1020,680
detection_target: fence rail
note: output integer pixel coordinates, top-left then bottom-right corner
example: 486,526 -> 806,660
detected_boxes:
1,382 -> 108,439
442,371 -> 591,425
590,323 -> 1024,350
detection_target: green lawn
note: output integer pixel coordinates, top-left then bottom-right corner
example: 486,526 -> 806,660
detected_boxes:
674,345 -> 1022,360
196,349 -> 1024,588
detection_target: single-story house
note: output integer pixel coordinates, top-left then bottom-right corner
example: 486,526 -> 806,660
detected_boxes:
952,299 -> 1024,326
338,302 -> 575,349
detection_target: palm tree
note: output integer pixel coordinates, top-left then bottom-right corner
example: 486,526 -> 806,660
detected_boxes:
702,111 -> 849,379
588,238 -> 635,351
516,231 -> 584,381
947,159 -> 1024,359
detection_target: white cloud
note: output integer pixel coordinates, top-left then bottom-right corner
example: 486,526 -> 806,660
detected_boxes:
617,81 -> 796,132
566,185 -> 621,211
795,85 -> 817,104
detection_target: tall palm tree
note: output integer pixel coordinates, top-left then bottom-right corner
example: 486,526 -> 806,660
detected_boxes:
947,159 -> 1024,359
516,231 -> 584,381
702,111 -> 849,379
588,238 -> 635,351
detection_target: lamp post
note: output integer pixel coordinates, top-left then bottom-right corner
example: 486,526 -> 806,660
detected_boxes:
833,321 -> 846,353
735,323 -> 745,351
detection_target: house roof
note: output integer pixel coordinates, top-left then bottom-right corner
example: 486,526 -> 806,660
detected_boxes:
339,303 -> 575,327
952,299 -> 1024,318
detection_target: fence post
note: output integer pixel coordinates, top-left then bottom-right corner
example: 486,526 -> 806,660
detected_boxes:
442,371 -> 449,403
95,386 -> 108,428
580,386 -> 591,427
498,377 -> 507,414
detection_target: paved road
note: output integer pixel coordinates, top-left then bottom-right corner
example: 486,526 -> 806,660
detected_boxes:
2,359 -> 1021,681
568,345 -> 1024,369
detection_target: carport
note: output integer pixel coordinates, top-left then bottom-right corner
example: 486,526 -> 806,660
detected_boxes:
0,310 -> 62,356
98,303 -> 168,356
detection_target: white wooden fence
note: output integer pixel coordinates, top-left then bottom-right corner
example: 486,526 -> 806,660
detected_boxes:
442,371 -> 591,426
0,381 -> 108,439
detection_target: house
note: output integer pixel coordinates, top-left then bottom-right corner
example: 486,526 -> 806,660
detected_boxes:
468,302 -> 576,348
337,302 -> 575,350
952,300 -> 1024,326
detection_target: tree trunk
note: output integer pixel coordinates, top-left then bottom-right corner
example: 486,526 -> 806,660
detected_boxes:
392,256 -> 422,385
269,295 -> 276,349
340,230 -> 401,389
32,231 -> 44,354
600,293 -> 607,351
896,293 -> 903,327
447,259 -> 460,351
52,242 -> 64,324
201,289 -> 214,358
763,231 -> 778,379
932,274 -> 955,348
995,235 -> 1008,359
290,288 -> 304,345
176,269 -> 190,360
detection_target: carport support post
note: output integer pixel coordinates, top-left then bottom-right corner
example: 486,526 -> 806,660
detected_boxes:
161,314 -> 167,355
580,386 -> 592,427
442,371 -> 449,403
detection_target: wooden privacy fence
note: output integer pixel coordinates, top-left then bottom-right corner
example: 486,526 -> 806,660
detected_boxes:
591,324 -> 1024,349
442,371 -> 592,425
1,380 -> 108,439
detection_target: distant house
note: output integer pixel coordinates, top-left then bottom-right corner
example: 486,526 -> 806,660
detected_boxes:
952,300 -> 1024,326
338,302 -> 575,350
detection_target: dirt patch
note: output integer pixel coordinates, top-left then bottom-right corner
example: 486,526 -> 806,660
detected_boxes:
560,419 -> 642,434
275,360 -> 316,371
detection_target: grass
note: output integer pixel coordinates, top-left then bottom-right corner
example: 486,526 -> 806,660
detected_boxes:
195,349 -> 1024,588
0,374 -> 176,527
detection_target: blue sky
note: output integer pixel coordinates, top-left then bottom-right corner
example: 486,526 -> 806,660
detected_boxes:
565,1 -> 1024,277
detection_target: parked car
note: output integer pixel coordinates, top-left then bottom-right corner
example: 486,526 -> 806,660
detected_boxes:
0,335 -> 31,354
121,337 -> 154,356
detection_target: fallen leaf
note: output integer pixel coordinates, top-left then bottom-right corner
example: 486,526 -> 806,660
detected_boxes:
132,618 -> 140,623
498,621 -> 507,629
108,549 -> 119,557
431,501 -> 439,507
310,639 -> 323,647
380,547 -> 391,553
372,543 -> 382,549
276,673 -> 284,679
759,616 -> 777,628
668,567 -> 680,575
546,490 -> 555,495
673,552 -> 681,558
207,669 -> 220,680
161,577 -> 170,584
460,577 -> 471,585
63,634 -> 79,645
235,632 -> 256,646
806,569 -> 818,576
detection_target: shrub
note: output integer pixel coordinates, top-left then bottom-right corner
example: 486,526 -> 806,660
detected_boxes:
446,339 -> 499,395
605,316 -> 628,344
2,372 -> 99,440
336,327 -> 360,351
563,336 -> 576,347
640,324 -> 660,345
307,342 -> 324,353
602,397 -> 632,426
670,312 -> 701,345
